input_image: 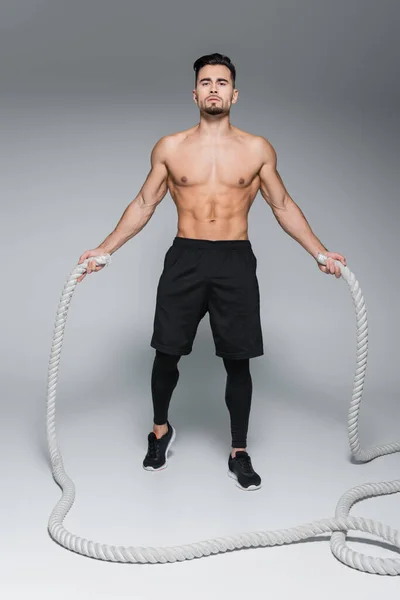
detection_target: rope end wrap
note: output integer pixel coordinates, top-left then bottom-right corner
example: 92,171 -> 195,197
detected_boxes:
96,254 -> 112,268
82,254 -> 112,269
316,253 -> 350,281
73,254 -> 112,280
102,254 -> 112,268
316,253 -> 327,265
316,253 -> 345,271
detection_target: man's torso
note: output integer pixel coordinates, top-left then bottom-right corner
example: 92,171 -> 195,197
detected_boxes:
163,125 -> 264,241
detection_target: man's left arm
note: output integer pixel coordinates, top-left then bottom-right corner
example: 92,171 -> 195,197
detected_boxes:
256,136 -> 346,278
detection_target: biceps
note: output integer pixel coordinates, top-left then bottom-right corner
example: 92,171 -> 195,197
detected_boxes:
259,163 -> 288,210
139,162 -> 169,207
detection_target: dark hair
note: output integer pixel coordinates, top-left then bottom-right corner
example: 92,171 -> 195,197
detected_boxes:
193,53 -> 236,87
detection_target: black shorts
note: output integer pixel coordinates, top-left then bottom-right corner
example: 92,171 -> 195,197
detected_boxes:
150,237 -> 264,360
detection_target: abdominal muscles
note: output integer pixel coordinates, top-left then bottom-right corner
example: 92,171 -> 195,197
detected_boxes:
172,189 -> 256,240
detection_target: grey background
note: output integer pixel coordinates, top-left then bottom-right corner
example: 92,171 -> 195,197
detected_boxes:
2,0 -> 399,597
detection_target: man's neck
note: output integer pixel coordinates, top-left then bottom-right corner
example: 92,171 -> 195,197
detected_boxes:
196,114 -> 233,138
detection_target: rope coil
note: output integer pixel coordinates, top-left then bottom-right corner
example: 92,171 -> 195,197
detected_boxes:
46,253 -> 400,574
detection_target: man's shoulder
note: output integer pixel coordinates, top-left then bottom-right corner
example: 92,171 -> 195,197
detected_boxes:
246,133 -> 276,163
152,128 -> 195,158
233,128 -> 275,152
245,131 -> 274,149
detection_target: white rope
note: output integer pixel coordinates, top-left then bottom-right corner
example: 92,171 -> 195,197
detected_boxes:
46,253 -> 400,574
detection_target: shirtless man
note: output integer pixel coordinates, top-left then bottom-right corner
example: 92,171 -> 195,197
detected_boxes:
78,53 -> 346,491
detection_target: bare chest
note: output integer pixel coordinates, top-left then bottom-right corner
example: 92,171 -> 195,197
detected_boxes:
166,140 -> 261,190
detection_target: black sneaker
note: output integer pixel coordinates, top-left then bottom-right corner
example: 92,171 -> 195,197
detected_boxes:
227,450 -> 262,491
143,421 -> 176,471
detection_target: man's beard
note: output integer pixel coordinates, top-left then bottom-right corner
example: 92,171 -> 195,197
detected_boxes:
202,104 -> 226,115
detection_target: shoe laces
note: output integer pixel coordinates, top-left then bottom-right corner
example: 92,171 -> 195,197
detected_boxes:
235,454 -> 253,473
148,434 -> 160,459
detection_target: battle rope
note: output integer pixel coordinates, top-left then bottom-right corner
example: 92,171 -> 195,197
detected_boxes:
46,253 -> 400,574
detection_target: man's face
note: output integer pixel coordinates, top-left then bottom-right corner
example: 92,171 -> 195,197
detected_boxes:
193,64 -> 238,116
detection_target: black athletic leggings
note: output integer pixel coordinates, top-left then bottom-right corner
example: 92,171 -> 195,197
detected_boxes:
151,350 -> 252,448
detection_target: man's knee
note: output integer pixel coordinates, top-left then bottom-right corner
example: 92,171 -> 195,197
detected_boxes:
154,349 -> 181,370
222,357 -> 250,378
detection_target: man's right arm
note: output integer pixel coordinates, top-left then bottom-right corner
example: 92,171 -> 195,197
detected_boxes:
99,136 -> 170,255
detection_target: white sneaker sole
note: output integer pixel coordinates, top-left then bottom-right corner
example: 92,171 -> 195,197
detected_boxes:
227,469 -> 262,491
143,426 -> 176,471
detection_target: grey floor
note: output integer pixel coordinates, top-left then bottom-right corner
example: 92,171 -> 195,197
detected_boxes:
4,312 -> 400,598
